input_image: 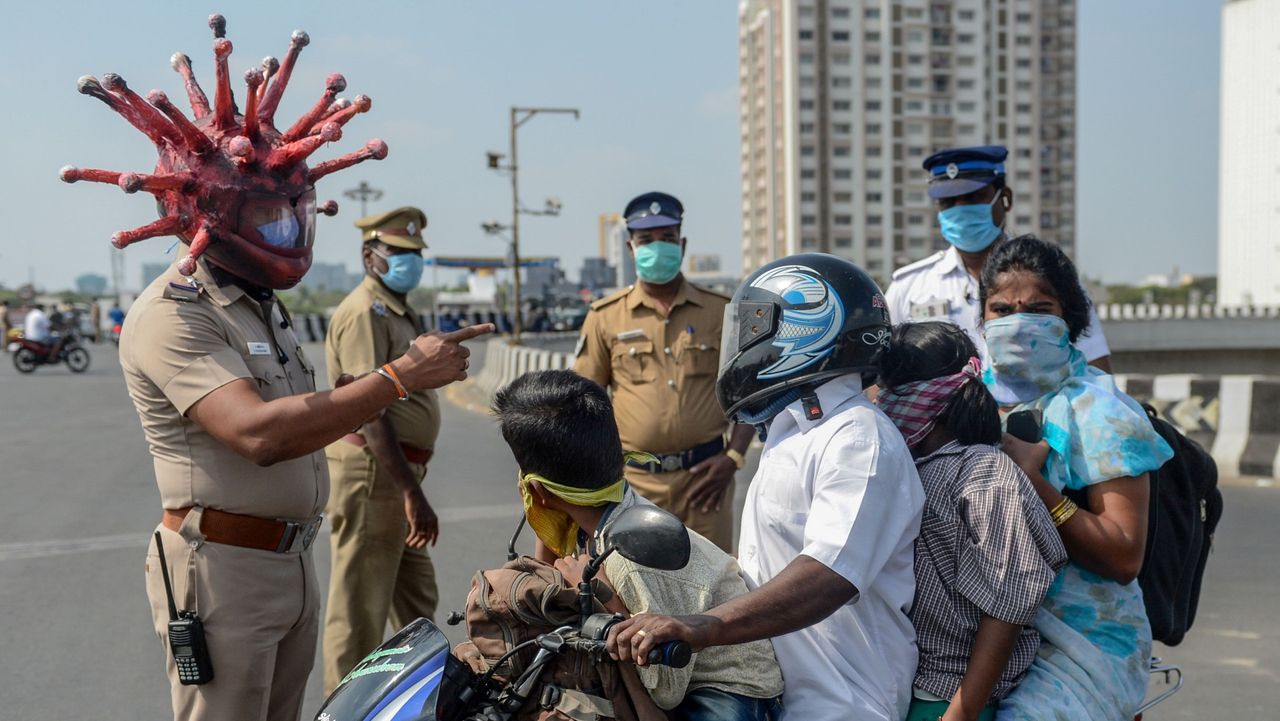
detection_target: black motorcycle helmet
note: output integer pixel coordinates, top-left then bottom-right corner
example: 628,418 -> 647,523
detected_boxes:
716,253 -> 891,424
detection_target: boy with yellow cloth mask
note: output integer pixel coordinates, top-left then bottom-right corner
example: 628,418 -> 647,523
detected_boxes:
494,371 -> 784,720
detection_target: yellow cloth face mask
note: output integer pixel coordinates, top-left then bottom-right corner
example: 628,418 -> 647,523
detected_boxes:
518,453 -> 654,557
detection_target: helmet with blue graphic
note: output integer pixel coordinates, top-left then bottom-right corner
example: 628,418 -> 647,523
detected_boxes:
716,254 -> 890,423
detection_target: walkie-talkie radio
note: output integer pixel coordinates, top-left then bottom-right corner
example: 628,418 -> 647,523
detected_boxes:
154,531 -> 214,685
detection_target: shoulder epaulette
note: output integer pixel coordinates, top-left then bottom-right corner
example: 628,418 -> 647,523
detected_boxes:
590,286 -> 632,311
891,250 -> 946,280
161,278 -> 201,303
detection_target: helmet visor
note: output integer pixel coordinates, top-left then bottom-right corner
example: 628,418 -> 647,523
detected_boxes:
236,188 -> 317,251
720,300 -> 777,372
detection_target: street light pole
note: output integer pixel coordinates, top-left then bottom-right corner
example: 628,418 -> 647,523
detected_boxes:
343,180 -> 383,218
506,106 -> 578,341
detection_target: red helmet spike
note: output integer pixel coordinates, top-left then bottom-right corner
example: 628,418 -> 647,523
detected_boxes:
99,74 -> 183,148
60,165 -> 124,186
282,73 -> 346,143
146,90 -> 217,155
208,13 -> 227,39
242,68 -> 264,140
169,53 -> 211,119
268,121 -> 341,171
308,139 -> 388,183
259,57 -> 279,101
118,171 -> 197,195
66,14 -> 387,289
311,95 -> 370,135
211,38 -> 237,129
111,214 -> 188,249
258,30 -> 309,124
318,200 -> 339,216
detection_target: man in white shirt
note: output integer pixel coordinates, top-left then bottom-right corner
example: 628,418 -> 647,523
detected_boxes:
885,145 -> 1112,371
23,304 -> 52,344
608,255 -> 924,721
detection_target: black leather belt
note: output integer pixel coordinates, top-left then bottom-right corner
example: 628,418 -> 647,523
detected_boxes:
625,437 -> 725,473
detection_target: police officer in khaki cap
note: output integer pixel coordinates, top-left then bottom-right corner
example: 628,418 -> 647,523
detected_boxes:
573,192 -> 754,552
322,206 -> 444,693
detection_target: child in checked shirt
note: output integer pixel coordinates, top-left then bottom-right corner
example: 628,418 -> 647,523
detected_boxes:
877,322 -> 1067,721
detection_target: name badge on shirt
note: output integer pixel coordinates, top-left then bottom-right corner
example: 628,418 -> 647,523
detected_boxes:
909,299 -> 951,321
247,341 -> 272,356
616,329 -> 648,341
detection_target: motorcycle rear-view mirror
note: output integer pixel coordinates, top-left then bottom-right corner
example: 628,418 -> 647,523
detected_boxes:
602,505 -> 691,571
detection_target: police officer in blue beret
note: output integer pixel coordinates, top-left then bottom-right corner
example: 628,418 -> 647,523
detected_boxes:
885,145 -> 1112,370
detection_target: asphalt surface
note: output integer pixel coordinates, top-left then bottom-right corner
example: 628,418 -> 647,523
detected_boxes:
0,340 -> 1275,720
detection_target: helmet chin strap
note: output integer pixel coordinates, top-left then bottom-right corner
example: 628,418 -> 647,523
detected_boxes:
737,386 -> 816,441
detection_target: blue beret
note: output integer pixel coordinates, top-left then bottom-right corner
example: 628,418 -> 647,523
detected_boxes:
922,145 -> 1008,199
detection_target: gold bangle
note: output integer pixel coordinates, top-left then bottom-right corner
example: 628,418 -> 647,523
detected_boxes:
725,448 -> 746,470
1052,498 -> 1079,527
1048,495 -> 1072,519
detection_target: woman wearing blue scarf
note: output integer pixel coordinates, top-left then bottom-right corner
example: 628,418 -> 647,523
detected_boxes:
979,236 -> 1172,721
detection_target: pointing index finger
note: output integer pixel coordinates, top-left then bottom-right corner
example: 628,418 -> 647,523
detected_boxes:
440,323 -> 495,343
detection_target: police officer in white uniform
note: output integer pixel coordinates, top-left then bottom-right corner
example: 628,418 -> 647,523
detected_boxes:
885,145 -> 1112,371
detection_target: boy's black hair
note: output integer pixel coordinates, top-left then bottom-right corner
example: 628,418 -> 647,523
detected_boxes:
878,322 -> 1001,446
492,370 -> 623,491
980,234 -> 1091,343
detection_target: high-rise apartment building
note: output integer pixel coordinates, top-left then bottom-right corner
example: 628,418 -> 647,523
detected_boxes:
739,0 -> 1077,284
1218,0 -> 1280,306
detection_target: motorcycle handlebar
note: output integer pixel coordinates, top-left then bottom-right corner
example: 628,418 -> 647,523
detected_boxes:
565,637 -> 692,669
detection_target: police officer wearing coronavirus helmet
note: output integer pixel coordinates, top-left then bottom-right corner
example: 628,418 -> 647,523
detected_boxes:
885,145 -> 1112,371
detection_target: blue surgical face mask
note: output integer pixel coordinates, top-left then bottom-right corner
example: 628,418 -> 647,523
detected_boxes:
937,192 -> 1003,253
633,241 -> 683,284
373,249 -> 423,293
256,216 -> 300,249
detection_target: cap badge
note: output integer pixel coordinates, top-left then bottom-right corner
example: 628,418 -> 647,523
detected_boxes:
649,201 -> 662,215
946,163 -> 959,179
406,221 -> 417,236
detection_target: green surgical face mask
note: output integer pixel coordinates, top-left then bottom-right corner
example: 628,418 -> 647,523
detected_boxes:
633,241 -> 683,284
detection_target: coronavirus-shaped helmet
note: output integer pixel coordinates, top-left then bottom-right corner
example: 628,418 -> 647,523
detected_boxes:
61,13 -> 387,289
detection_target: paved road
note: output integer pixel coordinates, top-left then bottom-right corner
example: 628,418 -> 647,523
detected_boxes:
0,341 -> 1274,719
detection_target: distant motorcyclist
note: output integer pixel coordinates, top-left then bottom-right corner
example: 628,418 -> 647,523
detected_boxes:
493,369 -> 784,720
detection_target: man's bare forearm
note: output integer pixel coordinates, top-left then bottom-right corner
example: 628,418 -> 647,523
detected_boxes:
704,555 -> 856,646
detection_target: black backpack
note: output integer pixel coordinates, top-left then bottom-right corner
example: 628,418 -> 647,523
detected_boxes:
1136,405 -> 1223,646
1069,405 -> 1224,646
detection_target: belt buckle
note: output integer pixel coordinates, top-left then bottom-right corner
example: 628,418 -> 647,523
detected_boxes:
276,516 -> 322,553
660,454 -> 681,472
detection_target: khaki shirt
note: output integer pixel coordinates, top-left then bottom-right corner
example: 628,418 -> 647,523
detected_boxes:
574,279 -> 730,454
119,261 -> 327,520
325,275 -> 440,451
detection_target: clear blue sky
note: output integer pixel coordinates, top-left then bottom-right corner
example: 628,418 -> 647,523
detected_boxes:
0,1 -> 1220,291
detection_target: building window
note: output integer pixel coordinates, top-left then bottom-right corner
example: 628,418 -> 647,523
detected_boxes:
957,123 -> 976,135
908,214 -> 924,226
868,215 -> 883,225
1016,12 -> 1033,23
801,215 -> 816,226
800,76 -> 816,87
835,235 -> 852,248
834,168 -> 852,180
907,54 -> 924,66
906,100 -> 924,113
957,78 -> 976,89
833,52 -> 851,64
800,122 -> 815,133
1016,102 -> 1033,113
799,29 -> 814,40
833,99 -> 852,111
907,146 -> 925,157
1015,126 -> 1032,136
801,192 -> 817,202
865,8 -> 880,19
1016,35 -> 1033,46
834,122 -> 852,134
866,192 -> 883,202
834,214 -> 853,226
865,32 -> 881,43
867,123 -> 881,134
834,145 -> 851,157
907,122 -> 924,134
867,168 -> 882,180
834,191 -> 853,202
865,53 -> 881,65
800,99 -> 815,110
957,33 -> 975,44
800,53 -> 815,64
801,145 -> 816,156
866,100 -> 882,111
832,76 -> 852,88
1017,215 -> 1033,226
1017,80 -> 1034,91
905,8 -> 924,19
957,101 -> 976,113
907,77 -> 925,89
958,9 -> 975,21
908,30 -> 924,43
833,31 -> 850,42
801,169 -> 817,179
801,236 -> 817,249
1016,58 -> 1032,69
833,7 -> 850,19
957,55 -> 976,67
867,145 -> 882,156
866,77 -> 881,89
1017,148 -> 1033,158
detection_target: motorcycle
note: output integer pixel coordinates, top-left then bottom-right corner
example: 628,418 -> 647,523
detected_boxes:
315,505 -> 693,721
9,331 -> 91,373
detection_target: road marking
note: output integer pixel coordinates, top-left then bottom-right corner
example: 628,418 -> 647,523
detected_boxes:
1206,629 -> 1263,640
0,502 -> 525,563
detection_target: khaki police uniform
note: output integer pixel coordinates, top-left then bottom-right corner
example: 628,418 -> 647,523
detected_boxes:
121,260 -> 325,721
574,279 -> 736,551
322,207 -> 441,694
885,244 -> 1112,361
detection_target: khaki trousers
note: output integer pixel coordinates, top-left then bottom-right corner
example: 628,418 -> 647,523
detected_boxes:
322,440 -> 439,695
623,465 -> 736,552
144,509 -> 319,721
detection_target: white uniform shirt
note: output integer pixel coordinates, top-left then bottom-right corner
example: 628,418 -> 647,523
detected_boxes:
738,374 -> 924,721
885,246 -> 1111,361
23,308 -> 51,342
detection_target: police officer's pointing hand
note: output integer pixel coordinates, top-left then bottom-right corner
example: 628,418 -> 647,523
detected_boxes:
391,324 -> 495,390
